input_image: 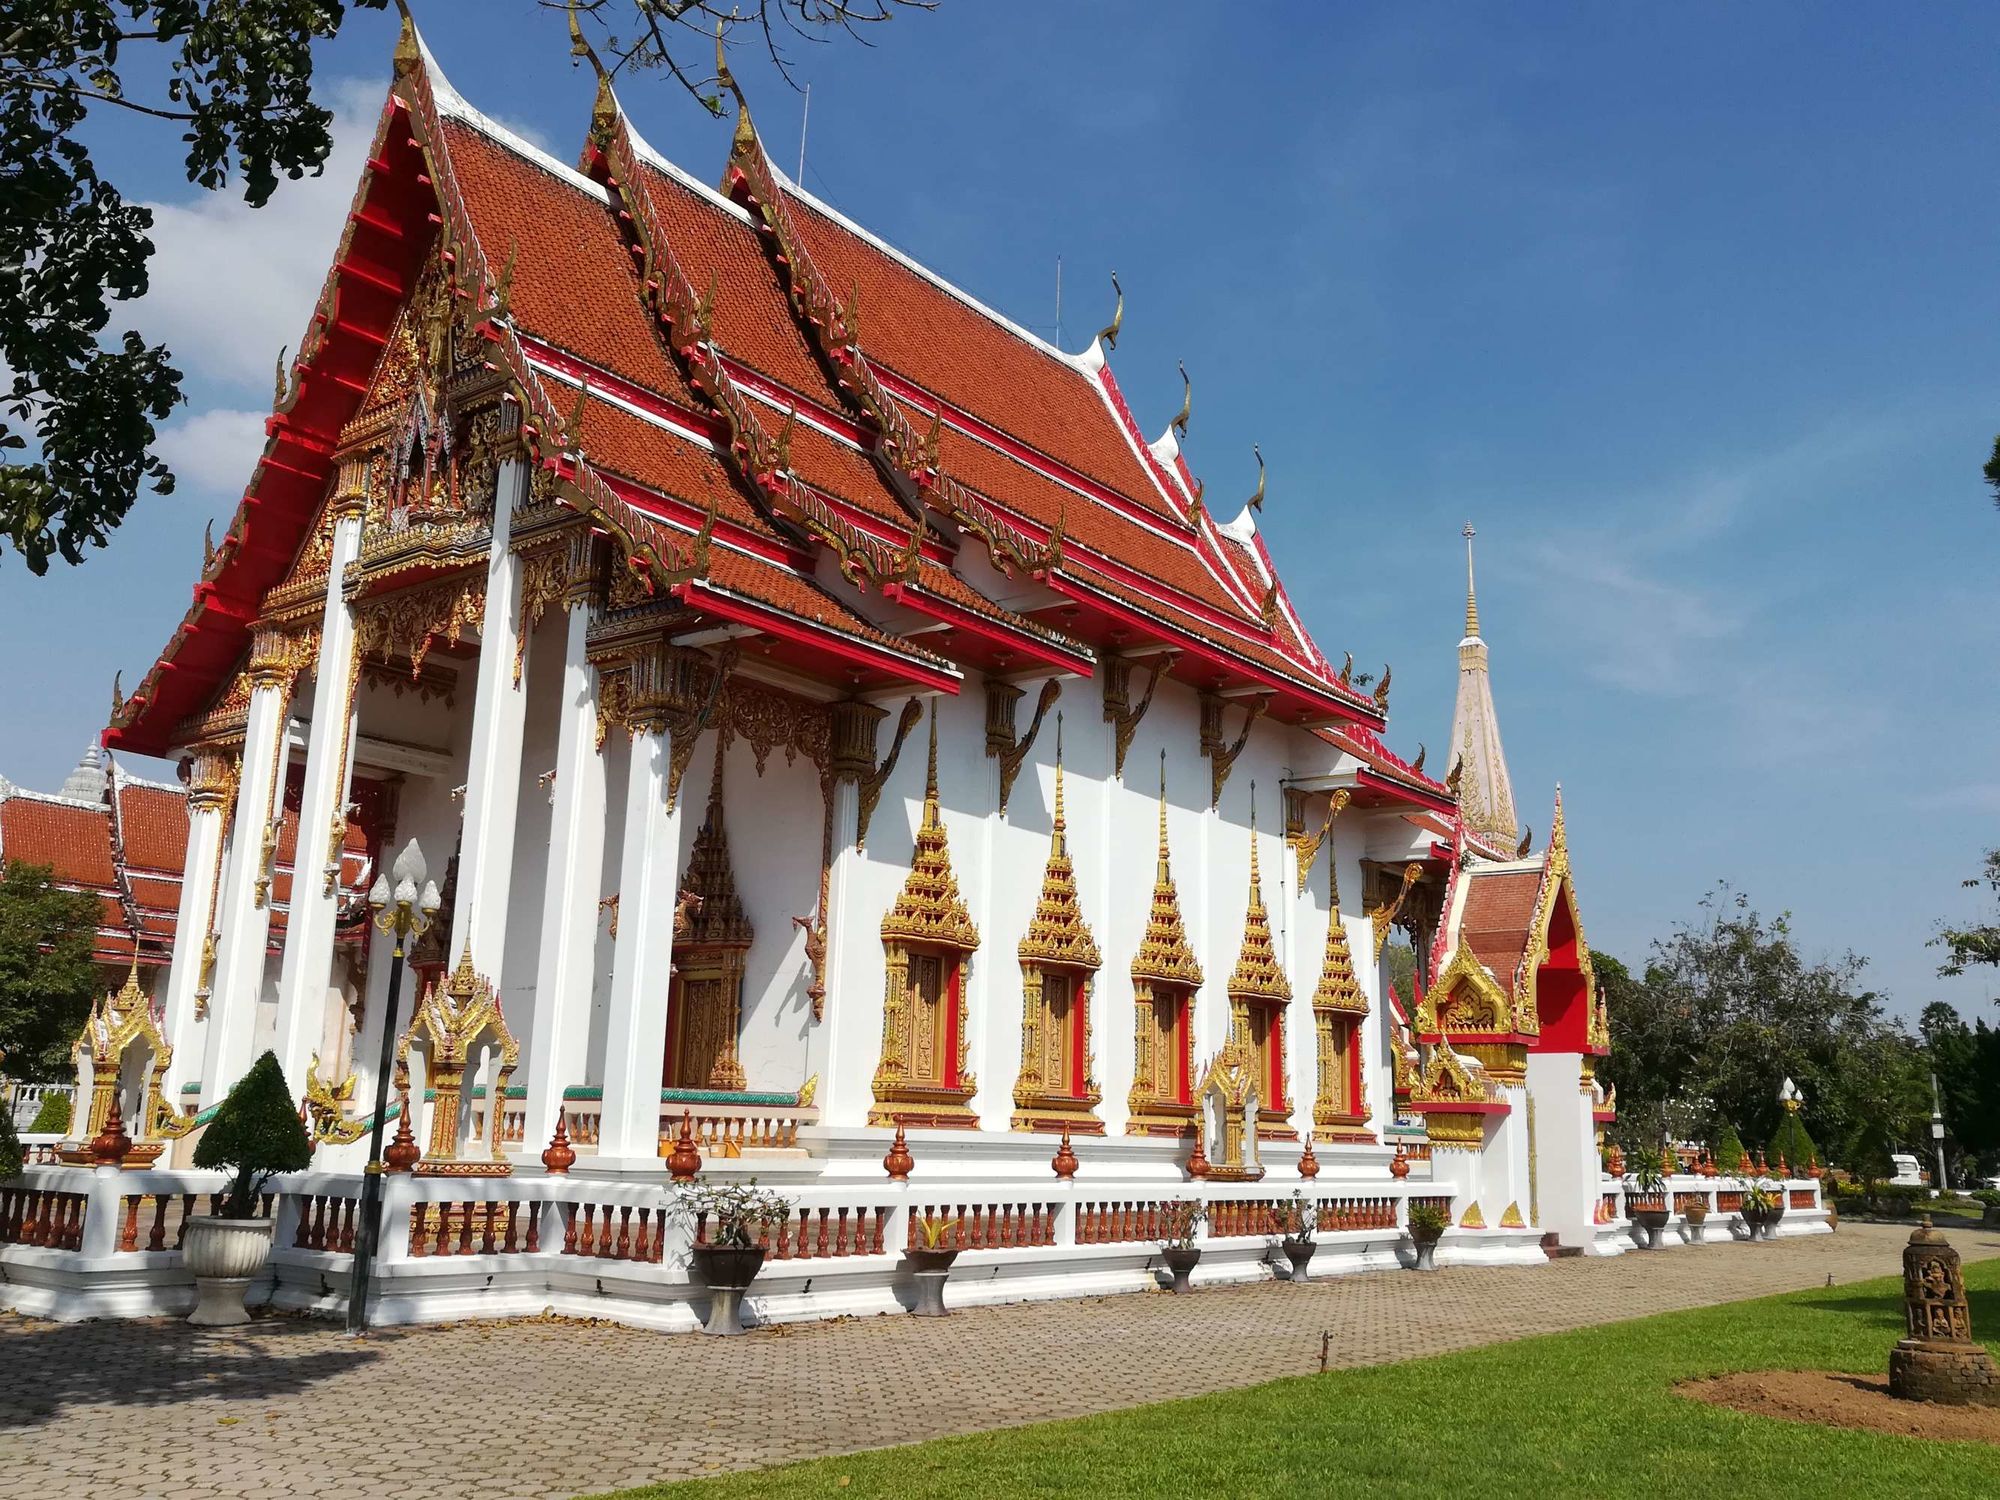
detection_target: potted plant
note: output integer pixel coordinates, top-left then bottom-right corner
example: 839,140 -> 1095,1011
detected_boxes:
185,1051 -> 311,1325
679,1179 -> 794,1336
905,1214 -> 960,1318
1680,1192 -> 1709,1244
1274,1191 -> 1317,1282
1157,1198 -> 1205,1294
1625,1149 -> 1670,1249
1738,1177 -> 1781,1241
1405,1199 -> 1449,1272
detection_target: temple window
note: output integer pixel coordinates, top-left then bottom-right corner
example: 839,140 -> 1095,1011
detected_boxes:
1226,799 -> 1292,1132
872,706 -> 981,1128
1127,762 -> 1203,1136
1309,860 -> 1372,1139
1012,730 -> 1103,1133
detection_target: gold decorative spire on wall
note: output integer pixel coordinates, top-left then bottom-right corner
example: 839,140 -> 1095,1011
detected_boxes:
1131,751 -> 1202,986
1017,717 -> 1100,971
1227,787 -> 1290,1005
879,702 -> 979,953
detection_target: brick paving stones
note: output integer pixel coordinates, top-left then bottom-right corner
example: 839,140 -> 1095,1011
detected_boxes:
1,1221 -> 1993,1500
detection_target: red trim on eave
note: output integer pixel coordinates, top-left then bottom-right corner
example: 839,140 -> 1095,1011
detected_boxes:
880,581 -> 1095,675
670,578 -> 961,694
1050,573 -> 1383,728
1356,769 -> 1458,816
594,472 -> 805,570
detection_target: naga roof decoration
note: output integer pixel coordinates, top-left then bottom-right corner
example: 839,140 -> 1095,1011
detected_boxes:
1017,722 -> 1101,972
1310,847 -> 1368,1018
675,736 -> 753,951
1130,755 -> 1202,987
1226,793 -> 1290,1005
880,704 -> 979,954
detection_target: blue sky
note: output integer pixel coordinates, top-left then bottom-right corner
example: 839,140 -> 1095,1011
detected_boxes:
4,2 -> 1996,1021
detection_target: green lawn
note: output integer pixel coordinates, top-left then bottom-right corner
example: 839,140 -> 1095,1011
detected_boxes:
600,1259 -> 2000,1500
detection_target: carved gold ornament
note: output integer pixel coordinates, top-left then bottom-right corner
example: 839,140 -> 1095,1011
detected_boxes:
399,947 -> 520,1176
303,1053 -> 370,1145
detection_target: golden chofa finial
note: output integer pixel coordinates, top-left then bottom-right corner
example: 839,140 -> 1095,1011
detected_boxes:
1096,271 -> 1123,351
1248,445 -> 1265,513
1172,362 -> 1191,439
713,18 -> 754,141
565,0 -> 607,78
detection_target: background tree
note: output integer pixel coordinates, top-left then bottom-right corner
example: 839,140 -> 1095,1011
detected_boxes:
1935,848 -> 2000,977
1598,883 -> 1929,1166
2,0 -> 933,574
0,861 -> 103,1079
1922,999 -> 2000,1179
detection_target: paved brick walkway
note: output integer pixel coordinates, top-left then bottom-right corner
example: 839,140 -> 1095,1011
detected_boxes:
2,1220 -> 1993,1500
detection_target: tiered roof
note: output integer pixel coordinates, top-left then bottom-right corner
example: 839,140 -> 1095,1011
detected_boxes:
1130,760 -> 1202,987
1226,800 -> 1290,1005
1016,728 -> 1101,973
879,707 -> 979,953
106,21 -> 1425,768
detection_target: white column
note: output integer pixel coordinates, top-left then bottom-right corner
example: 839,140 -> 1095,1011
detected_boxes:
271,505 -> 365,1089
447,456 -> 531,980
521,603 -> 605,1155
160,747 -> 235,1101
200,634 -> 299,1106
597,725 -> 684,1163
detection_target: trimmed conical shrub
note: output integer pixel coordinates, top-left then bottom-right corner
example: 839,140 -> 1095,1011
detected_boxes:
193,1051 -> 311,1217
0,1105 -> 21,1181
27,1092 -> 70,1135
1772,1111 -> 1817,1175
1715,1121 -> 1747,1174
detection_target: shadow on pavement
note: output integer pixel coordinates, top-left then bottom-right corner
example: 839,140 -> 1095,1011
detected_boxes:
0,1315 -> 386,1432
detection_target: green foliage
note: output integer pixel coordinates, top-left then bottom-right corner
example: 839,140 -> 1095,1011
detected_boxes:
192,1050 -> 310,1217
0,860 -> 103,1079
1381,940 -> 1416,1005
1713,1122 -> 1745,1174
1923,1000 -> 2000,1182
1935,848 -> 2000,978
1771,1111 -> 1816,1173
1987,434 -> 2000,508
0,1 -> 394,572
0,1103 -> 20,1180
27,1091 -> 71,1134
1598,884 -> 1928,1172
1405,1200 -> 1450,1239
619,1264 -> 2000,1499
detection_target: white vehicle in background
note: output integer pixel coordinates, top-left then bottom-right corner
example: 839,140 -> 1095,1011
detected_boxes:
1887,1153 -> 1927,1189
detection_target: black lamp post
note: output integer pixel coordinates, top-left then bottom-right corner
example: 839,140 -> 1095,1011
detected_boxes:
347,838 -> 440,1337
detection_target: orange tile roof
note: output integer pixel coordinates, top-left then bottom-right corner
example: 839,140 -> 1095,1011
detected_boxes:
1457,866 -> 1544,991
777,186 -> 1184,526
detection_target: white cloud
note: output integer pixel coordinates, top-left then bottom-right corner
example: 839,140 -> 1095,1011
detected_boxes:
133,79 -> 387,392
152,407 -> 269,497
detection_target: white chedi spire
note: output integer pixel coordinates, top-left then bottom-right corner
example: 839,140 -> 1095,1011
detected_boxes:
1447,523 -> 1518,845
58,741 -> 108,804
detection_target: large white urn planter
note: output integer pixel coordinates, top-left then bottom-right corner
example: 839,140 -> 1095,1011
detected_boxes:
183,1216 -> 275,1326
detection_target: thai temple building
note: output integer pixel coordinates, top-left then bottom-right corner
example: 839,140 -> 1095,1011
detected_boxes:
0,23 -> 1824,1327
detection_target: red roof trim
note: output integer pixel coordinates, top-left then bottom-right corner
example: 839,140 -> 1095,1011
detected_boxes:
671,578 -> 961,693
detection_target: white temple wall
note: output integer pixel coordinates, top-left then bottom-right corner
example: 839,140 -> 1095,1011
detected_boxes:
490,619 -> 565,1097
1527,1050 -> 1596,1248
345,676 -> 475,1109
694,727 -> 819,1094
580,731 -> 630,1091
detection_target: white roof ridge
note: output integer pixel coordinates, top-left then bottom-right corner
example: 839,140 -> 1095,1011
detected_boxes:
416,28 -> 610,204
0,783 -> 107,811
760,150 -> 1094,374
619,105 -> 757,226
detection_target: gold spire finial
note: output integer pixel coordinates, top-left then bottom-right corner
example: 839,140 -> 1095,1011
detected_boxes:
1052,712 -> 1066,835
923,696 -> 939,826
1463,520 -> 1480,638
1247,780 -> 1261,900
1157,749 -> 1169,878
